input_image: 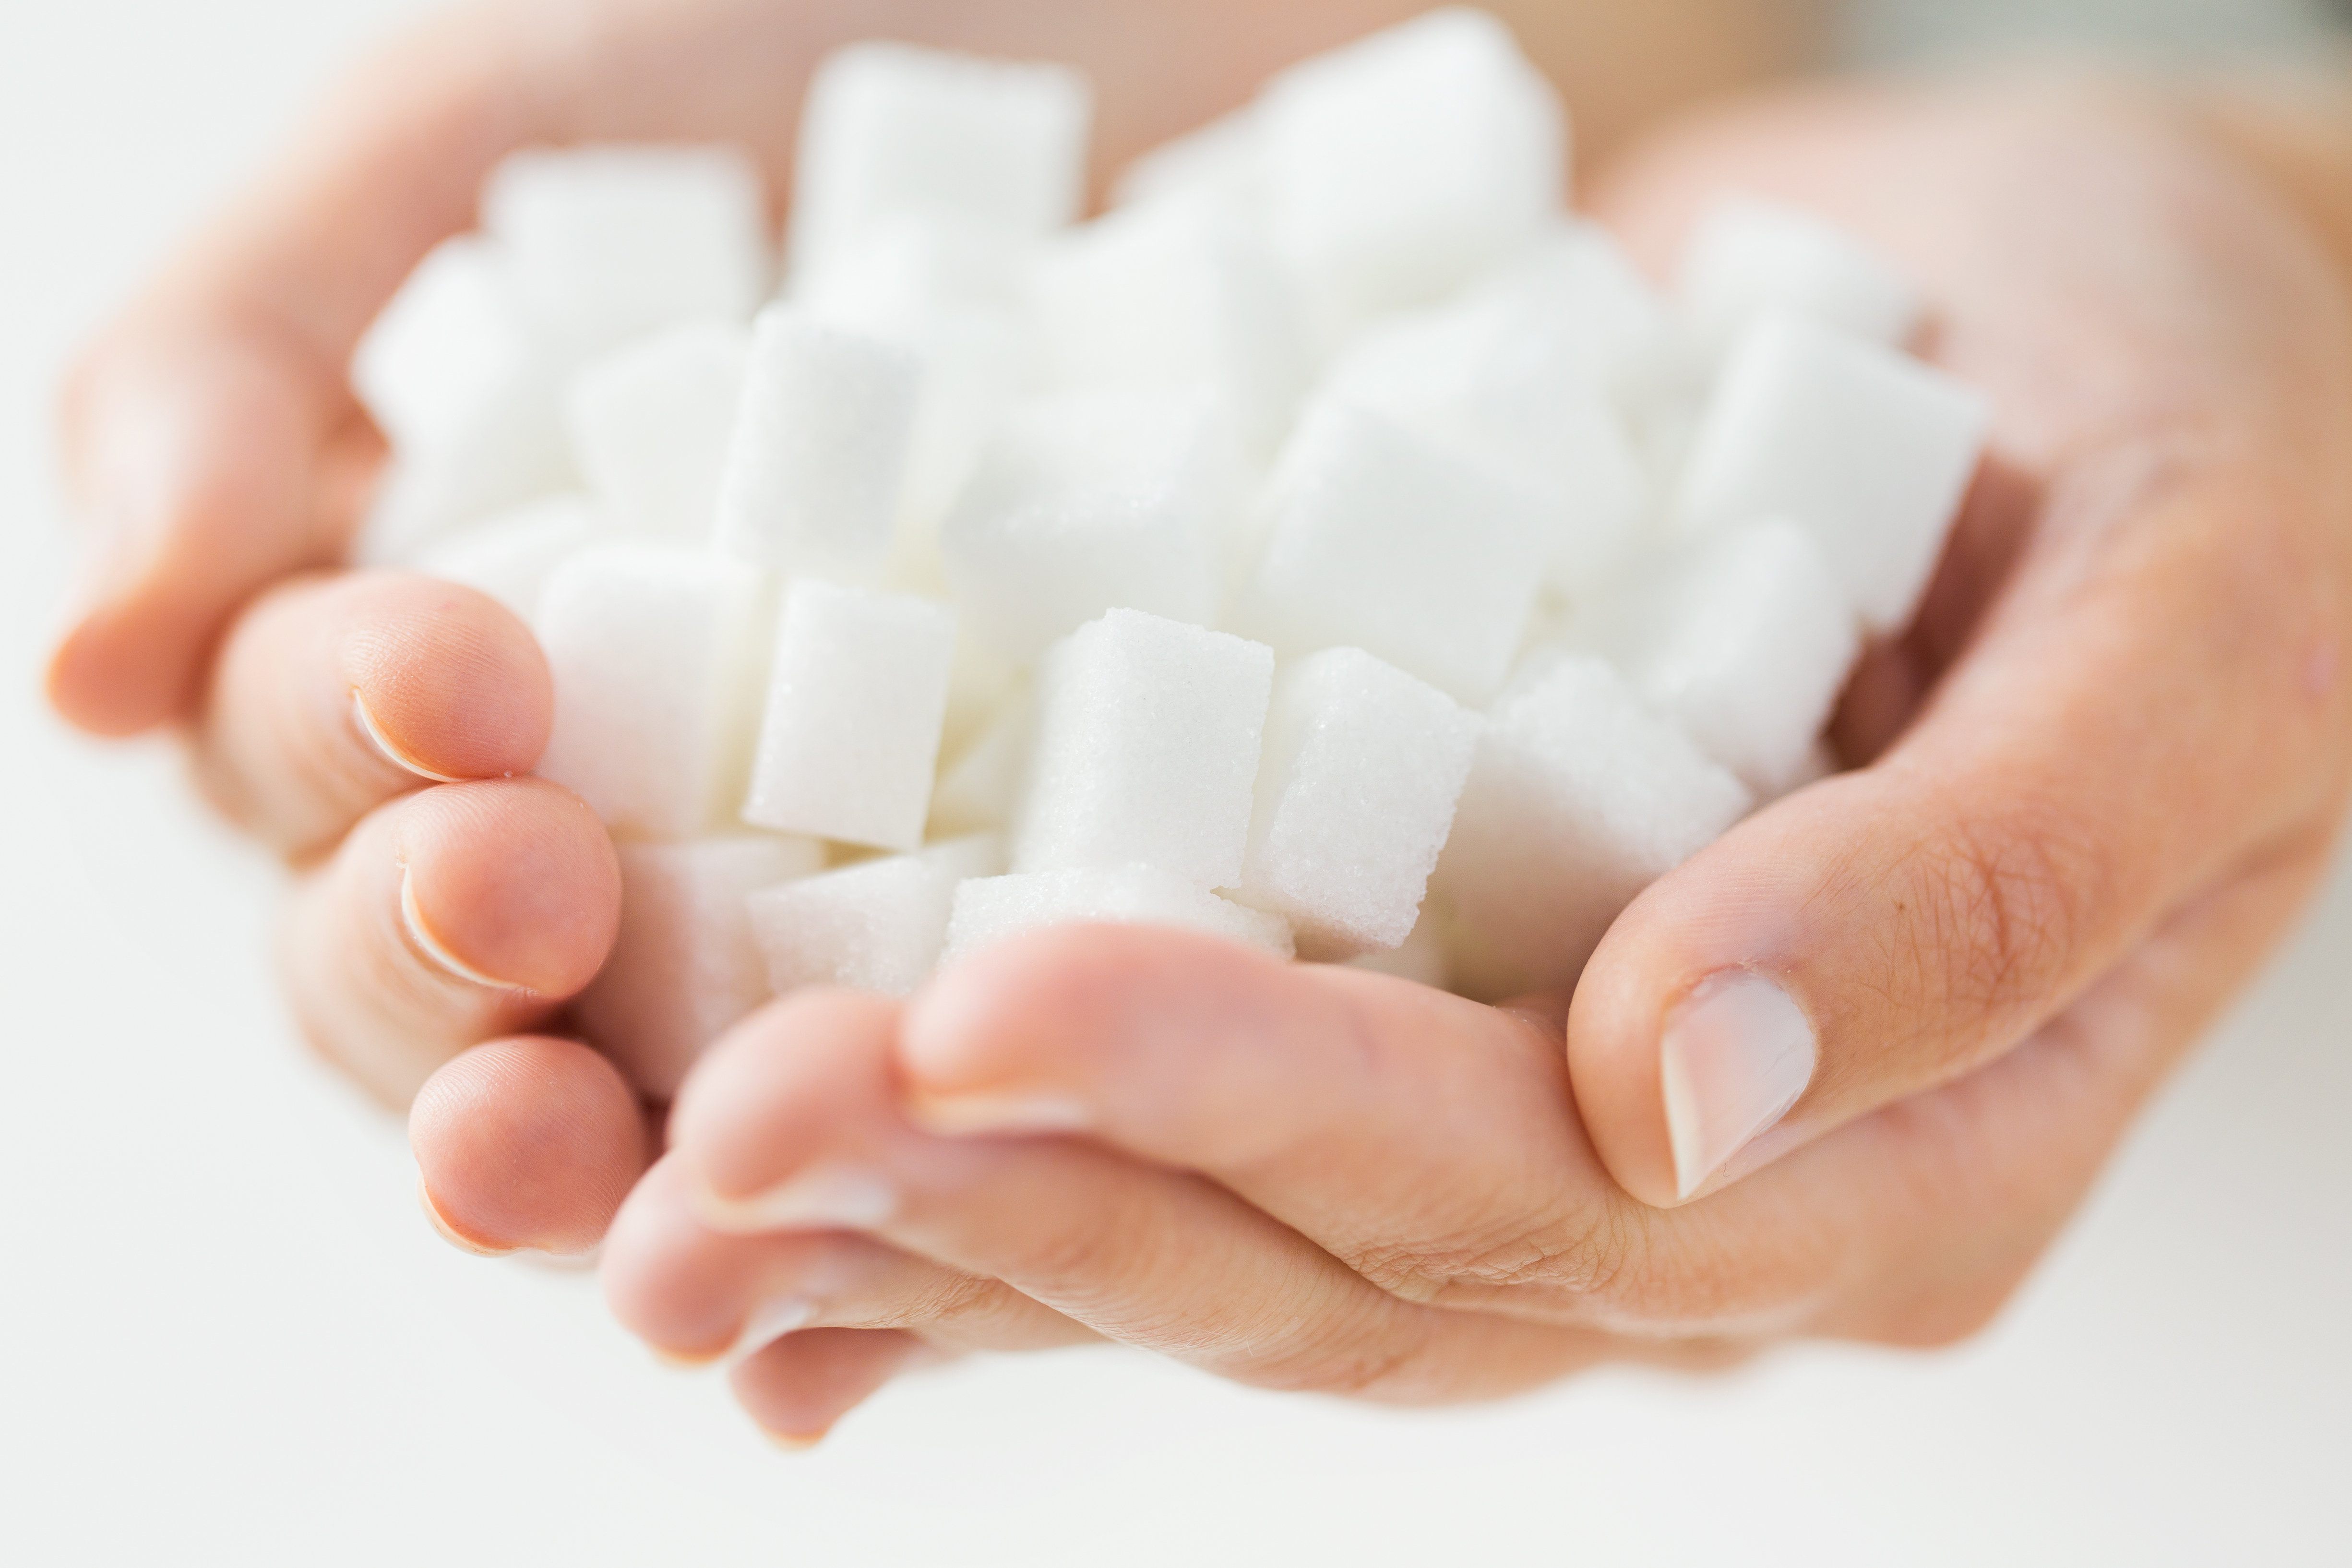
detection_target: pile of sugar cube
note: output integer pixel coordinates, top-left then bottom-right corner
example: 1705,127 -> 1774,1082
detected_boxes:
352,8 -> 1990,1096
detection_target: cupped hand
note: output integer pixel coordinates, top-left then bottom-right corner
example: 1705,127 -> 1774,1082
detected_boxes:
46,0 -> 1794,1255
597,78 -> 2352,1437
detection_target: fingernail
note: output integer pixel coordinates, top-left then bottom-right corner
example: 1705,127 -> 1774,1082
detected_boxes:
1660,971 -> 1816,1201
761,1428 -> 829,1453
726,1296 -> 816,1365
399,863 -> 527,991
904,1090 -> 1092,1137
354,690 -> 464,784
693,1164 -> 898,1234
417,1176 -> 516,1257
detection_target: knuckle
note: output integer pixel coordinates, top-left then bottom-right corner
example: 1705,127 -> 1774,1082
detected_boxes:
1343,1201 -> 1648,1313
1890,800 -> 2108,1059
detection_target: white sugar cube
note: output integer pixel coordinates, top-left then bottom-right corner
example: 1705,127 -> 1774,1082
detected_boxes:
350,237 -> 574,562
1473,221 -> 1673,390
1604,520 -> 1862,797
1259,9 -> 1564,323
564,320 -> 749,544
1031,195 -> 1309,455
928,691 -> 1034,839
1433,655 -> 1752,1000
1237,648 -> 1481,958
1678,314 -> 1991,634
536,544 -> 768,839
1345,904 -> 1453,991
1326,297 -> 1651,599
940,389 -> 1238,663
789,43 -> 1091,280
747,834 -> 1005,999
1110,108 -> 1266,214
742,580 -> 957,851
575,835 -> 824,1098
413,493 -> 603,622
482,145 -> 769,354
713,308 -> 922,577
1680,196 -> 1923,358
1014,610 -> 1274,889
1244,399 -> 1556,704
942,866 -> 1295,967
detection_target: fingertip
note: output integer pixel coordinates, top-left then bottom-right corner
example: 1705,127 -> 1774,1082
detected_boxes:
397,778 -> 621,997
410,1036 -> 649,1256
343,573 -> 553,782
728,1328 -> 921,1447
669,990 -> 901,1205
44,598 -> 202,738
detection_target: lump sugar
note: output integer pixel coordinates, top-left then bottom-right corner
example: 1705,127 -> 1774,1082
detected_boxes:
742,580 -> 958,852
1609,520 -> 1861,798
1433,655 -> 1751,1000
1013,610 -> 1273,890
482,144 -> 769,354
1244,398 -> 1555,704
942,866 -> 1295,967
575,834 -> 824,1098
535,543 -> 768,839
1031,195 -> 1309,455
746,834 -> 1004,999
1259,9 -> 1564,322
940,389 -> 1237,663
412,493 -> 603,622
714,307 -> 922,578
1237,648 -> 1481,958
565,319 -> 749,544
1678,314 -> 1990,634
789,43 -> 1091,279
1679,196 -> 1923,359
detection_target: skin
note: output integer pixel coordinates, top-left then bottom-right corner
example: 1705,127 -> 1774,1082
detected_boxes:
44,0 -> 2352,1442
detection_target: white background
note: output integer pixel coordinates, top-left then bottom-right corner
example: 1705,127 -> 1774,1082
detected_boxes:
3,2 -> 2348,1564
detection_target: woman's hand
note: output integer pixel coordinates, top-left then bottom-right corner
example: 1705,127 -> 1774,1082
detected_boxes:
595,78 -> 2352,1438
44,0 -> 1804,1253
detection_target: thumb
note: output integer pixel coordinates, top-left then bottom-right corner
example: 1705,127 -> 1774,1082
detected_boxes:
1568,457 -> 2352,1207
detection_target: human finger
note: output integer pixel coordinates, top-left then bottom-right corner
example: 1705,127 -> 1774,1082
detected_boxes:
728,1328 -> 928,1448
601,1152 -> 1094,1365
195,570 -> 551,859
673,990 -> 1612,1403
281,777 -> 621,1107
409,1036 -> 650,1257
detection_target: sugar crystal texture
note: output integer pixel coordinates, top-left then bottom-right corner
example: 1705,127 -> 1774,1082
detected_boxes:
1325,295 -> 1650,600
1345,904 -> 1454,991
1677,314 -> 1991,634
940,389 -> 1236,663
789,43 -> 1091,280
349,237 -> 574,561
1602,520 -> 1861,797
1259,9 -> 1564,323
1679,196 -> 1923,358
536,544 -> 768,839
742,580 -> 958,852
928,691 -> 1034,839
1237,648 -> 1481,958
1244,398 -> 1556,704
712,308 -> 921,578
413,493 -> 603,622
1433,655 -> 1752,1000
748,834 -> 1005,999
564,320 -> 749,544
481,145 -> 769,354
576,835 -> 825,1097
943,867 -> 1295,967
1031,195 -> 1308,455
1013,610 -> 1274,890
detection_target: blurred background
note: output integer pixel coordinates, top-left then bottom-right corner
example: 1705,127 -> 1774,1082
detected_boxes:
4,1 -> 2348,1563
